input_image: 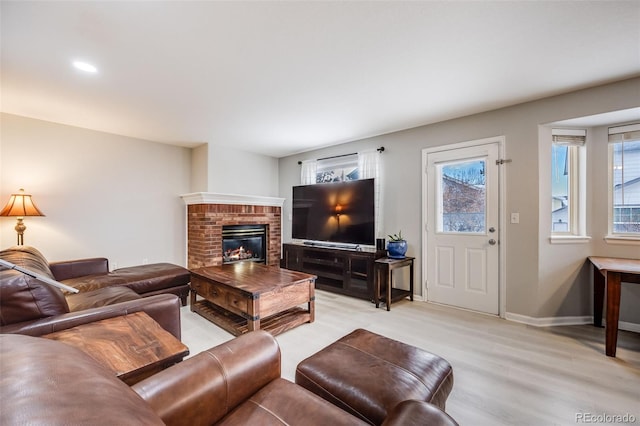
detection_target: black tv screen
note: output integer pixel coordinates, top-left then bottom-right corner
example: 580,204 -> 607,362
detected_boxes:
292,179 -> 375,246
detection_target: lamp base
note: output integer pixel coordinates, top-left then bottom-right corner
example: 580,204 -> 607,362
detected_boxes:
14,217 -> 25,245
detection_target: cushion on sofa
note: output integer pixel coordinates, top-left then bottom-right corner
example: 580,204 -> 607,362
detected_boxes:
60,263 -> 190,295
66,286 -> 142,311
0,246 -> 69,325
50,257 -> 109,281
219,378 -> 369,425
0,245 -> 56,278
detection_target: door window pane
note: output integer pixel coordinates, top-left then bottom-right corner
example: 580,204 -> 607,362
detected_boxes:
440,159 -> 486,233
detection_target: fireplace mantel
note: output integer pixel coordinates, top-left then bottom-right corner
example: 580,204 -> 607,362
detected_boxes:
181,192 -> 285,207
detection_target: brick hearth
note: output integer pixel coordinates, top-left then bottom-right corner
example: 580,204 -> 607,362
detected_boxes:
182,193 -> 285,269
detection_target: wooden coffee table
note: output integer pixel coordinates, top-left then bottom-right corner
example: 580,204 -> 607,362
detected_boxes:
190,262 -> 316,336
43,311 -> 189,385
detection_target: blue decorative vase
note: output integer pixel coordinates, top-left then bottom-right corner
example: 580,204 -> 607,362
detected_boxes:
387,240 -> 407,259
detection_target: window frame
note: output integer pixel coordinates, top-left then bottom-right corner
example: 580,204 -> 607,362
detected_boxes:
606,123 -> 640,243
550,129 -> 588,243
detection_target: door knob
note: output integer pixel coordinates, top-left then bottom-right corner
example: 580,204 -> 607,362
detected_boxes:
488,239 -> 497,245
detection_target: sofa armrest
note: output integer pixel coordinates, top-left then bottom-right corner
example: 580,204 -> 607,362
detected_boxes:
49,257 -> 109,281
382,400 -> 459,426
132,330 -> 281,426
0,294 -> 182,339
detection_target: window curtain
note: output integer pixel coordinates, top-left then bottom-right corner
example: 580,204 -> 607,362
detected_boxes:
358,149 -> 384,239
300,160 -> 317,185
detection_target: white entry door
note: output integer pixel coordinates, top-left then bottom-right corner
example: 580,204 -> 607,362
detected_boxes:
424,140 -> 501,315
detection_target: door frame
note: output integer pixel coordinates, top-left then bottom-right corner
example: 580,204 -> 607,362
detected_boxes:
421,136 -> 506,317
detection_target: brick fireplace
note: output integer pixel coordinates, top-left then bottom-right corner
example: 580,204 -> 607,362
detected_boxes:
181,193 -> 285,269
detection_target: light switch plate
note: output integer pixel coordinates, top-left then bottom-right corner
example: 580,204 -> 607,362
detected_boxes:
511,212 -> 520,224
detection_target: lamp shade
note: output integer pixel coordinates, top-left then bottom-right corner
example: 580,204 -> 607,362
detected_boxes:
0,189 -> 45,217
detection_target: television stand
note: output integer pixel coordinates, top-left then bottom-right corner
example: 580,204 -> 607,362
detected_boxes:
282,243 -> 385,301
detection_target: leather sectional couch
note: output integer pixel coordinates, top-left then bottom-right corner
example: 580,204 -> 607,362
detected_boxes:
0,330 -> 458,425
0,244 -> 192,303
0,245 -> 185,337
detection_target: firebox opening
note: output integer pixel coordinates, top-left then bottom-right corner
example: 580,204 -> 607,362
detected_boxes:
222,224 -> 267,264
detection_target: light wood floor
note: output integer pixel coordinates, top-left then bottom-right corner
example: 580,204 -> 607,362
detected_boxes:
181,290 -> 640,426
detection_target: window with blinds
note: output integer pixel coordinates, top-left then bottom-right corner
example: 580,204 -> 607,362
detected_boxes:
551,129 -> 586,236
609,123 -> 640,235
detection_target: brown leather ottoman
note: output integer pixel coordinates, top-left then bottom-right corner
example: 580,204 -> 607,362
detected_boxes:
295,328 -> 454,426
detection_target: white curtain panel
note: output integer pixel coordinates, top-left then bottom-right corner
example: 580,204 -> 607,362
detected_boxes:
358,149 -> 384,239
300,160 -> 318,185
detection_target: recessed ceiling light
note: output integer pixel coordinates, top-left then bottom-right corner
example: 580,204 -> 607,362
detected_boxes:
72,61 -> 98,73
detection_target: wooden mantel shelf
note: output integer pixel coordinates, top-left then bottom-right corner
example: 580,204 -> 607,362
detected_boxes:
181,192 -> 285,207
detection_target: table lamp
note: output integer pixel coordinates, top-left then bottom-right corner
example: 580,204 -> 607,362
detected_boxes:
0,188 -> 45,245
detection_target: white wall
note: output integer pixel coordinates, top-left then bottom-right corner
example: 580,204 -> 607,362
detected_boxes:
191,143 -> 209,192
202,144 -> 279,196
278,77 -> 640,324
0,113 -> 191,267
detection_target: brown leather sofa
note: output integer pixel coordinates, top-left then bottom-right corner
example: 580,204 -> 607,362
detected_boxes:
1,245 -> 191,303
0,331 -> 459,425
0,245 -> 182,338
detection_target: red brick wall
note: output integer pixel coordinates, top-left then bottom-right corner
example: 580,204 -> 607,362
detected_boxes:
187,204 -> 281,269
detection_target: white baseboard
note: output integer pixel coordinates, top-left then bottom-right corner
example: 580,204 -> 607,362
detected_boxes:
619,321 -> 640,333
505,312 -> 640,333
505,312 -> 592,327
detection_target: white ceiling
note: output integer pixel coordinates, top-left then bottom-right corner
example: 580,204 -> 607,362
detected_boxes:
2,1 -> 639,158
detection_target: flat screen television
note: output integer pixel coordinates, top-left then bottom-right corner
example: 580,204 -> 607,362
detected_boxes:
292,178 -> 375,246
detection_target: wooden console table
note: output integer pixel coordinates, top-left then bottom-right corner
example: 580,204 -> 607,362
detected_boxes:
190,262 -> 316,336
43,312 -> 189,384
374,257 -> 415,311
282,243 -> 385,301
589,256 -> 640,357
